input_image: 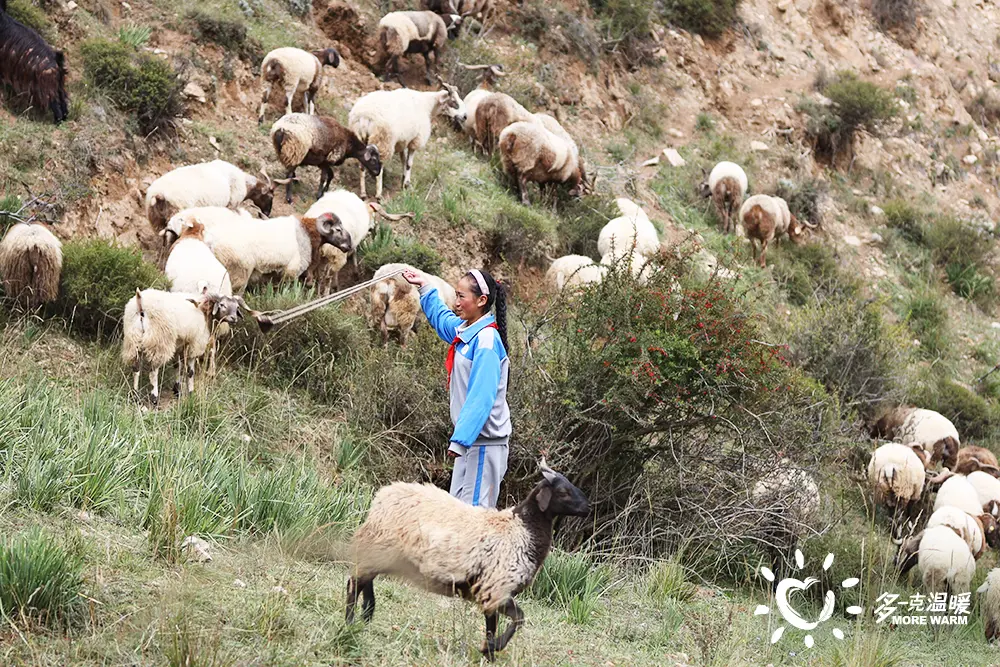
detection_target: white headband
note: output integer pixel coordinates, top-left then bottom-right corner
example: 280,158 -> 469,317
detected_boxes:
469,269 -> 489,296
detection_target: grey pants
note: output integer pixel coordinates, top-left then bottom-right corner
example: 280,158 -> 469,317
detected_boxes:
450,444 -> 509,508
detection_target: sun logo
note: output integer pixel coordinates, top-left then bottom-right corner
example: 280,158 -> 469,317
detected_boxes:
754,550 -> 863,648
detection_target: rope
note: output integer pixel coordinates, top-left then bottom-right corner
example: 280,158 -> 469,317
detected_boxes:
254,269 -> 406,333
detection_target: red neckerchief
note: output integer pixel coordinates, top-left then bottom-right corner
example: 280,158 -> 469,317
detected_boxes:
446,322 -> 498,389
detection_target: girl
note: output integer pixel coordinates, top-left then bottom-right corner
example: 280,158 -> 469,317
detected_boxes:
402,267 -> 511,508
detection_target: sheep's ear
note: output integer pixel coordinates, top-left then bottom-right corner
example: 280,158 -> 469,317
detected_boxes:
536,486 -> 552,513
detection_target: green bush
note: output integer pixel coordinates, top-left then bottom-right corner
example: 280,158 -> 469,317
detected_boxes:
871,0 -> 919,38
904,290 -> 949,357
54,239 -> 168,338
659,0 -> 742,38
914,378 -> 999,441
186,9 -> 263,63
80,39 -> 184,134
522,1 -> 601,69
0,194 -> 22,236
769,240 -> 857,307
646,559 -> 695,603
358,223 -> 443,276
528,549 -> 610,624
484,200 -> 558,267
881,199 -> 925,245
6,0 -> 53,40
0,528 -> 83,627
774,178 -> 826,227
587,0 -> 658,65
556,195 -> 620,259
786,294 -> 908,417
799,72 -> 896,163
225,283 -> 368,404
924,216 -> 996,306
117,23 -> 152,49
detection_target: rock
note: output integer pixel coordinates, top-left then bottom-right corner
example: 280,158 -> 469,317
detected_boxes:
964,154 -> 978,165
641,156 -> 660,167
978,129 -> 990,142
869,232 -> 884,243
971,142 -> 984,154
272,585 -> 289,596
65,0 -> 77,9
208,136 -> 222,152
843,235 -> 862,247
751,98 -> 763,107
181,535 -> 213,563
183,82 -> 207,104
663,148 -> 686,166
750,141 -> 769,151
121,1 -> 130,8
667,128 -> 684,138
233,579 -> 247,588
870,205 -> 885,216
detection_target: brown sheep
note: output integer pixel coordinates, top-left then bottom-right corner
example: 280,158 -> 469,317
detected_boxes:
0,222 -> 62,307
0,0 -> 69,123
377,11 -> 456,85
498,120 -> 591,205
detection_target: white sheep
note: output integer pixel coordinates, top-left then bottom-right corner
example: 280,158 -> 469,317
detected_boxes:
0,222 -> 62,307
700,161 -> 748,235
868,442 -> 927,539
872,406 -> 961,470
369,262 -> 456,346
498,120 -> 590,205
545,254 -> 606,291
915,525 -> 976,599
925,505 -> 992,559
968,470 -> 1000,518
257,47 -> 341,124
750,460 -> 820,579
349,82 -> 465,200
121,288 -> 244,404
933,474 -> 984,516
453,64 -> 506,148
144,160 -> 279,235
473,92 -> 563,154
976,568 -> 1000,642
600,250 -> 653,283
345,460 -> 590,660
596,199 -> 660,262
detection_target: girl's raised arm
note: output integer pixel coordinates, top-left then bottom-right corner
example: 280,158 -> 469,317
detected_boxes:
417,284 -> 463,344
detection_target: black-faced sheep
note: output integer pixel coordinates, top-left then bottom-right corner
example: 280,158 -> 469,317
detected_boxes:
377,11 -> 457,85
699,161 -> 747,235
498,120 -> 591,204
0,222 -> 62,307
270,113 -> 382,204
346,459 -> 590,661
257,46 -> 341,125
868,442 -> 928,540
871,406 -> 961,470
899,525 -> 976,602
348,81 -> 465,200
122,287 -> 244,404
0,0 -> 69,123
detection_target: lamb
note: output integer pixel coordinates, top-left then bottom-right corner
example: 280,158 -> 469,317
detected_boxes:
750,459 -> 820,580
345,459 -> 590,660
596,199 -> 660,262
270,113 -> 382,204
0,0 -> 69,123
121,287 -> 244,404
0,223 -> 62,307
737,194 -> 816,268
316,245 -> 348,296
868,442 -> 928,539
699,161 -> 748,235
256,46 -> 341,125
498,121 -> 591,205
369,262 -> 456,347
376,11 -> 457,85
545,254 -> 606,291
144,160 -> 280,235
871,406 -> 961,470
976,568 -> 1000,642
968,470 -> 1000,518
348,81 -> 465,200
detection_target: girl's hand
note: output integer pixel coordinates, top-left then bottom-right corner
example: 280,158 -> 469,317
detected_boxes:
402,270 -> 427,287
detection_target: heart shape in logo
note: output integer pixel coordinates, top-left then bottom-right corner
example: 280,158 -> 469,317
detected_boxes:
775,577 -> 835,631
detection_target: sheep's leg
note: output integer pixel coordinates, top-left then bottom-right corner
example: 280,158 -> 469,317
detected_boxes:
482,611 -> 498,662
285,167 -> 296,204
424,51 -> 436,86
346,575 -> 377,624
399,324 -> 410,348
131,359 -> 141,395
318,166 -> 333,198
359,165 -> 368,199
285,88 -> 294,116
379,318 -> 389,347
149,367 -> 160,405
375,166 -> 384,201
518,175 -> 530,205
257,83 -> 272,125
759,239 -> 770,269
489,599 -> 524,655
208,337 -> 218,379
402,148 -> 415,189
307,84 -> 318,115
187,356 -> 196,395
173,355 -> 183,397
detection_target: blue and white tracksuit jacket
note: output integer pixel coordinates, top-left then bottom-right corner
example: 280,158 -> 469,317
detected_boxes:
419,284 -> 511,508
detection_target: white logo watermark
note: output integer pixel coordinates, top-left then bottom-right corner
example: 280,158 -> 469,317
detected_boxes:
873,592 -> 971,626
754,550 -> 863,649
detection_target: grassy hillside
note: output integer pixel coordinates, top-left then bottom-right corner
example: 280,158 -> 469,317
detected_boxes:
5,0 -> 1000,663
